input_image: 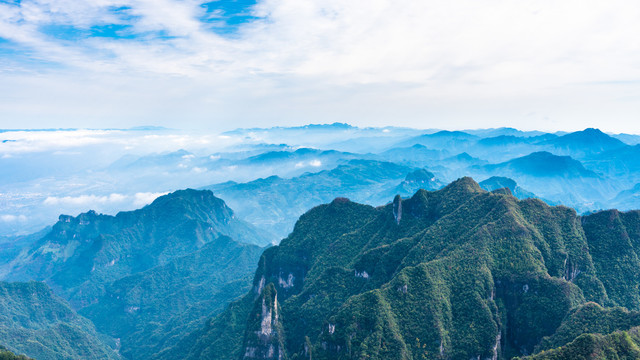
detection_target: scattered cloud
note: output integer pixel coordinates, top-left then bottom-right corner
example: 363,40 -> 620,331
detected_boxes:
42,191 -> 168,208
43,193 -> 128,206
0,214 -> 27,222
133,192 -> 168,206
1,1 -> 640,131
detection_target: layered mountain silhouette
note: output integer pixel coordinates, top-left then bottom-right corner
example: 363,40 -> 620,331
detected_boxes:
205,160 -> 422,239
542,128 -> 627,158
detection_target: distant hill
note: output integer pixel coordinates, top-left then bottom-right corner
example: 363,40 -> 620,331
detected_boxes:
484,151 -> 598,178
384,168 -> 444,198
397,130 -> 478,150
611,183 -> 640,210
583,144 -> 640,184
542,128 -> 627,158
205,160 -> 419,239
479,176 -> 537,200
0,281 -> 120,360
377,144 -> 448,166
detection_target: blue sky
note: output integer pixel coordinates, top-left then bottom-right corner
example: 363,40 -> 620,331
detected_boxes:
0,0 -> 639,133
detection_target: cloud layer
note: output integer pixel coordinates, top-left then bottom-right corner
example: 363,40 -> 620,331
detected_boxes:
1,0 -> 639,132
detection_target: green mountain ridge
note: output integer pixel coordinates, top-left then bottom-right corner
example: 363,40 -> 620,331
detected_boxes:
160,177 -> 640,360
0,189 -> 270,360
1,189 -> 269,308
0,281 -> 120,360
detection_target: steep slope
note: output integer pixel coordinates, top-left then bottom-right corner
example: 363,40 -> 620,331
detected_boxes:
79,236 -> 264,360
161,178 -> 640,360
535,302 -> 640,352
0,281 -> 120,360
1,189 -> 270,308
206,160 -> 417,239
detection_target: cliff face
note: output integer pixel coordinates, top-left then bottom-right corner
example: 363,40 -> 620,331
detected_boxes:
242,283 -> 285,360
162,178 -> 640,360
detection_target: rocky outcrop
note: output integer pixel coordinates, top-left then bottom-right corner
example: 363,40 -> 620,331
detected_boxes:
242,283 -> 285,360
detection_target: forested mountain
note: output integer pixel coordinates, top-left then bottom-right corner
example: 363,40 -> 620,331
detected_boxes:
1,189 -> 269,307
79,235 -> 264,360
2,126 -> 640,360
0,281 -> 119,360
159,178 -> 640,360
0,190 -> 268,360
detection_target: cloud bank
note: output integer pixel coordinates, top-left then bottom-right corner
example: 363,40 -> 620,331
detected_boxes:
1,0 -> 639,132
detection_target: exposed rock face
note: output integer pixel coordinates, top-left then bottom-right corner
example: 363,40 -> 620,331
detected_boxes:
393,194 -> 402,224
242,284 -> 285,360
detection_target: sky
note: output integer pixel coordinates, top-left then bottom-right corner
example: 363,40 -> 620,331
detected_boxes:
0,0 -> 639,133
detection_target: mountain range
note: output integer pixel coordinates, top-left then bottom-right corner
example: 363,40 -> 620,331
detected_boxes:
157,178 -> 640,360
2,125 -> 640,360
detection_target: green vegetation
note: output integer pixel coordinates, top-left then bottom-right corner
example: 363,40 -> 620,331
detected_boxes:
0,189 -> 268,360
79,236 -> 264,360
162,178 -> 640,360
537,303 -> 640,352
0,281 -> 120,360
520,327 -> 640,360
0,345 -> 33,360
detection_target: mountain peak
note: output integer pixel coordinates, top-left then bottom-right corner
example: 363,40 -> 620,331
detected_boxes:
479,176 -> 517,192
443,176 -> 484,194
546,128 -> 626,152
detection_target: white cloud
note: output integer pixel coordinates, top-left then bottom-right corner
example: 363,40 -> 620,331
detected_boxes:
43,193 -> 127,206
0,214 -> 27,222
295,159 -> 322,168
1,0 -> 640,132
133,192 -> 168,207
42,191 -> 168,208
